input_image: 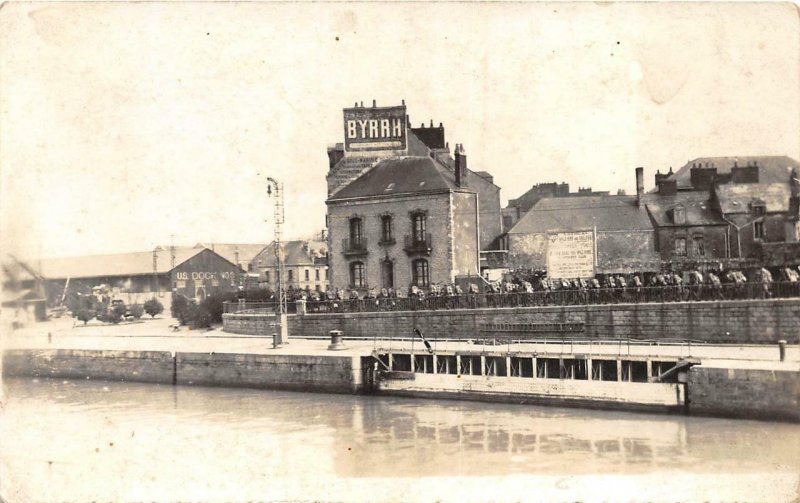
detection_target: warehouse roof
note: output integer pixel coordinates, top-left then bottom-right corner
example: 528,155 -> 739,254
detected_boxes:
507,195 -> 653,234
36,247 -> 228,279
193,243 -> 267,267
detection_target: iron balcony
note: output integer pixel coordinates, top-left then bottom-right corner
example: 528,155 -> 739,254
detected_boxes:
404,233 -> 432,255
342,238 -> 368,257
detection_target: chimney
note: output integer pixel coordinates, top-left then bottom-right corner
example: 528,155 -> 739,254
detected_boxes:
454,144 -> 468,188
635,167 -> 644,208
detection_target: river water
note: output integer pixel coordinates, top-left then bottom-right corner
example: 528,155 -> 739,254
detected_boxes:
1,378 -> 798,503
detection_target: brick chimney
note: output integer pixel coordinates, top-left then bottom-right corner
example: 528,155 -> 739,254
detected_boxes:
635,167 -> 644,207
454,144 -> 468,188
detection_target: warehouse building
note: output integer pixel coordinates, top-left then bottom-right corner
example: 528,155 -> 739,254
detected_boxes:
38,247 -> 244,308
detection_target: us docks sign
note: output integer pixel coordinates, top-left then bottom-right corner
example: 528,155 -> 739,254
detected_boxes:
546,230 -> 596,279
343,105 -> 407,152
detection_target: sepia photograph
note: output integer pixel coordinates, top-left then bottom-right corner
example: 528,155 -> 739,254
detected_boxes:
1,2 -> 799,502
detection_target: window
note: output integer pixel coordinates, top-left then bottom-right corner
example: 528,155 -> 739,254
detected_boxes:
754,221 -> 765,239
412,212 -> 427,242
673,205 -> 686,225
349,217 -> 363,244
412,259 -> 429,287
264,271 -> 270,283
350,262 -> 366,288
381,215 -> 393,243
381,260 -> 394,288
753,205 -> 766,216
674,238 -> 687,257
315,269 -> 320,281
693,237 -> 705,257
304,269 -> 310,281
288,270 -> 294,282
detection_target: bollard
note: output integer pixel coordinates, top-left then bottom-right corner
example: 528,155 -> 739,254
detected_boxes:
328,330 -> 346,351
272,333 -> 279,349
778,339 -> 787,362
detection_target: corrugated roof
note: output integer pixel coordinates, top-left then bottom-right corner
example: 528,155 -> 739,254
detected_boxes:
668,156 -> 798,187
194,243 -> 267,266
643,192 -> 726,226
37,247 -> 209,279
328,156 -> 460,200
253,240 -> 328,268
716,183 -> 791,214
507,196 -> 653,234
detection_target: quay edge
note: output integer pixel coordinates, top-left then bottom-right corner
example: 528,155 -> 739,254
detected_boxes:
3,347 -> 798,422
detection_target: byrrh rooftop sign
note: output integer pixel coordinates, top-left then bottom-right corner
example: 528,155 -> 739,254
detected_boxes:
343,101 -> 407,152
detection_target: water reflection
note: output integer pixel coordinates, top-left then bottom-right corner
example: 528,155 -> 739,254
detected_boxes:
2,378 -> 799,500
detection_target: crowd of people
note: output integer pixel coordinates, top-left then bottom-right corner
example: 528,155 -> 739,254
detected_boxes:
281,264 -> 800,313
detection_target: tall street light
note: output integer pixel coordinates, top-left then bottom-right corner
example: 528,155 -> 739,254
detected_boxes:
266,177 -> 288,344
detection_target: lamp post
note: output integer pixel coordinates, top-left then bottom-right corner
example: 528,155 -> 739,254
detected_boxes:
266,177 -> 288,344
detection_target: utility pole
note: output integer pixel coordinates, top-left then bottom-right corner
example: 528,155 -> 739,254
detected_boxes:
266,177 -> 288,344
152,246 -> 161,298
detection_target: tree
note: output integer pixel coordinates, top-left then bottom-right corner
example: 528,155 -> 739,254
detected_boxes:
130,304 -> 144,320
143,298 -> 164,318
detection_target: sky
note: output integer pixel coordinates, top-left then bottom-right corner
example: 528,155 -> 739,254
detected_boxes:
1,2 -> 798,260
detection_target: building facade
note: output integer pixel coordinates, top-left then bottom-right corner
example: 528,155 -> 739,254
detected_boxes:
251,240 -> 329,292
325,101 -> 502,292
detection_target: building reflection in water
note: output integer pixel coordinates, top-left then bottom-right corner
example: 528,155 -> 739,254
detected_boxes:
3,378 -> 799,484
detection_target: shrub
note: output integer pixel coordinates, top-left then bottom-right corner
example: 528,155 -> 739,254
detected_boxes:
130,304 -> 144,320
143,298 -> 164,318
192,306 -> 213,329
198,294 -> 227,325
76,308 -> 94,325
171,294 -> 191,325
109,302 -> 126,324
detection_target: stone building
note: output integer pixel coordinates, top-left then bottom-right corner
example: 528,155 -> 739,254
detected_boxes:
505,170 -> 659,276
644,156 -> 800,265
250,240 -> 329,292
325,101 -> 502,292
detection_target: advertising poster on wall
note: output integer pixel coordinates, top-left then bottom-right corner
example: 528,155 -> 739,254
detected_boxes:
546,230 -> 595,279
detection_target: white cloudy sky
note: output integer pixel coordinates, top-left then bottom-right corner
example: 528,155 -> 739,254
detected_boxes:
1,2 -> 798,260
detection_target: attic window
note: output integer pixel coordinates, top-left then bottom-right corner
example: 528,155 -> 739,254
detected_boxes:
753,204 -> 766,216
384,183 -> 395,192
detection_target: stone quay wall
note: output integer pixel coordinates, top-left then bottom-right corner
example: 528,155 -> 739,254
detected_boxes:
236,298 -> 800,344
2,349 -> 175,384
2,349 -> 362,394
176,352 -> 362,393
689,366 -> 800,422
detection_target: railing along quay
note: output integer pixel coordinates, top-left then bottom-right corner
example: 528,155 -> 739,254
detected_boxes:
224,281 -> 800,315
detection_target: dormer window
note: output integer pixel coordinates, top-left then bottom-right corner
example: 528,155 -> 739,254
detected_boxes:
673,205 -> 686,225
753,204 -> 766,216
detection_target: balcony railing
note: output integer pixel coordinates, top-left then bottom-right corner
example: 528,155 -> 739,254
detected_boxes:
378,236 -> 396,246
342,238 -> 368,256
403,233 -> 432,255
